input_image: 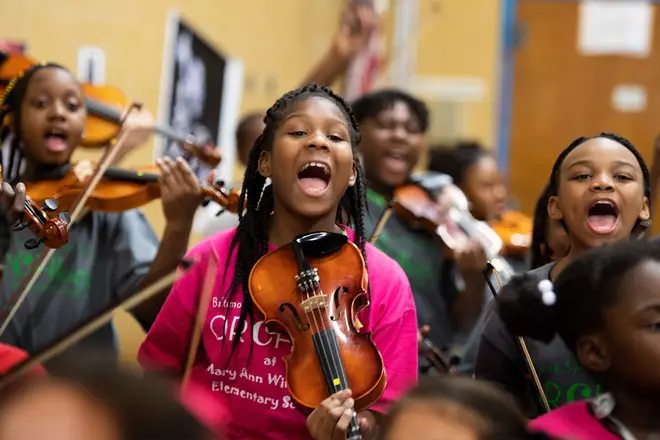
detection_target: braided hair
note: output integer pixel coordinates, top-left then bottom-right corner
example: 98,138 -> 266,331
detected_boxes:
547,132 -> 651,235
0,62 -> 68,184
530,184 -> 554,269
222,84 -> 369,359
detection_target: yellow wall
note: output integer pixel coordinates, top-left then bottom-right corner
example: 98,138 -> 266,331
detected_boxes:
415,0 -> 501,148
2,0 -> 343,365
2,0 -> 502,365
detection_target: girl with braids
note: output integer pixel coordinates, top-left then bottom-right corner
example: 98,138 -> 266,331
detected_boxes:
139,85 -> 418,440
352,90 -> 487,375
530,184 -> 569,270
0,63 -> 203,360
475,133 -> 651,417
381,376 -> 556,440
497,238 -> 660,440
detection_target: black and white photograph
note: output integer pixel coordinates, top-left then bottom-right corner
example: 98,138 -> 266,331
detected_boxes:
155,11 -> 242,184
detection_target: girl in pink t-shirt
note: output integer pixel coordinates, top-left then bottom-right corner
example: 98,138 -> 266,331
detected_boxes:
496,239 -> 660,440
139,84 -> 419,440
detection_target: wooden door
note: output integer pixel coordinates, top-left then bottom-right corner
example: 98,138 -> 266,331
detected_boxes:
508,1 -> 660,232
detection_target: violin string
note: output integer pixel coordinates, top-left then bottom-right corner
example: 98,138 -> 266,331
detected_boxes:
300,275 -> 342,393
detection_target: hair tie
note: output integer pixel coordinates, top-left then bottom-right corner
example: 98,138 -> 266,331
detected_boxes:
537,279 -> 556,306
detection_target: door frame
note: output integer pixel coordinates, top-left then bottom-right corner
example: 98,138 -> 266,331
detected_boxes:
497,0 -> 660,176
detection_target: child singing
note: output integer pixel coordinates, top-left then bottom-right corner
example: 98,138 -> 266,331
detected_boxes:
475,133 -> 651,415
139,85 -> 418,440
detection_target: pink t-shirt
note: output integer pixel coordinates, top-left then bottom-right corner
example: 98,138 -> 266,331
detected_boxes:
139,227 -> 419,440
529,401 -> 620,440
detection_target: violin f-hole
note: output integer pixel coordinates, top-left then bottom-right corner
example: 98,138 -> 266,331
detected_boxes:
329,287 -> 348,321
279,303 -> 310,331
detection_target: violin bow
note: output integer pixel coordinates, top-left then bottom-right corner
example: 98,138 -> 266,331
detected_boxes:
0,260 -> 193,391
0,103 -> 143,338
368,199 -> 395,244
483,261 -> 551,413
181,249 -> 217,391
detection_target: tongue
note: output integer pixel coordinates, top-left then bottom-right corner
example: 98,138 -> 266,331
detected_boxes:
587,214 -> 617,234
383,157 -> 407,174
298,177 -> 328,196
45,136 -> 66,152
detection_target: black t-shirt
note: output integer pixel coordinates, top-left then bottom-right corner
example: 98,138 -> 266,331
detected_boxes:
364,189 -> 458,370
474,263 -> 602,417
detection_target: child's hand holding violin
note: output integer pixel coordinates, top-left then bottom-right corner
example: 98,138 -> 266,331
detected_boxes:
306,389 -> 377,440
0,181 -> 26,223
156,156 -> 204,230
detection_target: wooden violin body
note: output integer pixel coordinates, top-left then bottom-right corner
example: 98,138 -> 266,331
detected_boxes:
492,210 -> 532,256
24,163 -> 235,215
249,232 -> 386,416
393,184 -> 503,260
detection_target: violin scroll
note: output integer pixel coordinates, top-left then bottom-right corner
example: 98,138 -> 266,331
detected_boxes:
203,171 -> 241,216
0,165 -> 70,250
13,198 -> 70,250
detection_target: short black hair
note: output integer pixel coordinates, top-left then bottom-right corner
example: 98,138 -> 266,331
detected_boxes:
497,239 -> 660,355
382,376 -> 553,440
428,141 -> 490,187
235,112 -> 264,144
0,354 -> 214,440
351,89 -> 429,133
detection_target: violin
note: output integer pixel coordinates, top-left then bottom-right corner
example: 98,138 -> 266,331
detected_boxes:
81,83 -> 221,167
23,161 -> 234,216
249,232 -> 386,439
0,53 -> 221,168
393,182 -> 510,270
491,210 -> 532,257
0,165 -> 70,251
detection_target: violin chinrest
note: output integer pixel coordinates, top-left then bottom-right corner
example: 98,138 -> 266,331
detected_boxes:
294,232 -> 348,258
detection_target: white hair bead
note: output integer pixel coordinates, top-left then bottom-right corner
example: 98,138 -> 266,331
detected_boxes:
537,279 -> 556,306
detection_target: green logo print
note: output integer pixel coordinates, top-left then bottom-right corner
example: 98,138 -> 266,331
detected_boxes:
535,359 -> 603,408
4,249 -> 91,299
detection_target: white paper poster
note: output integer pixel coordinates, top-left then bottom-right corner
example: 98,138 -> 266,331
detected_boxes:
612,84 -> 647,113
578,0 -> 654,57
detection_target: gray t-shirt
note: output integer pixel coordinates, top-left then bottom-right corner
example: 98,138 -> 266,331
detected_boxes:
474,262 -> 602,417
1,209 -> 159,361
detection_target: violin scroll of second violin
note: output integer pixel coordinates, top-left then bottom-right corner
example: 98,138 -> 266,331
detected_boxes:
248,232 -> 386,423
205,171 -> 242,216
0,166 -> 70,250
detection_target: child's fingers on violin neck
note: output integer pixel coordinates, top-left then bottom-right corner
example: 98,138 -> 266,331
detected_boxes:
0,182 -> 25,217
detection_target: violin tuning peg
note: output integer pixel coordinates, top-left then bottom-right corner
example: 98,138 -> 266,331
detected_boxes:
58,212 -> 71,225
24,237 -> 45,250
201,198 -> 211,208
12,220 -> 29,231
214,179 -> 225,188
215,208 -> 226,217
42,199 -> 59,212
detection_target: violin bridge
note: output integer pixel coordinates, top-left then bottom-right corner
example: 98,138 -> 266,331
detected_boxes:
301,295 -> 327,313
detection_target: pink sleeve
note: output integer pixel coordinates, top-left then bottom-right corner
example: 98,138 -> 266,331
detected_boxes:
137,248 -> 206,372
367,264 -> 418,414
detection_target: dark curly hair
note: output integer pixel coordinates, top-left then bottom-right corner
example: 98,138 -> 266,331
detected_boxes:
221,84 -> 369,360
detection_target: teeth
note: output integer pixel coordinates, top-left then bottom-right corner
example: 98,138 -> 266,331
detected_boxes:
594,200 -> 614,206
300,162 -> 330,175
